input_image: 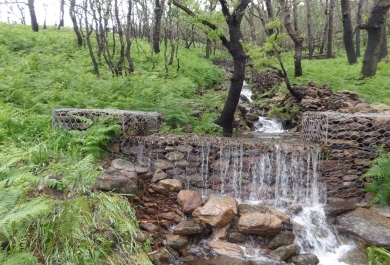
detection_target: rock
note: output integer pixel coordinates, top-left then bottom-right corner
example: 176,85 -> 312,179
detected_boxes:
173,220 -> 204,235
269,244 -> 300,261
140,222 -> 157,232
370,205 -> 390,219
96,169 -> 138,194
211,223 -> 230,240
158,179 -> 182,192
324,200 -> 356,217
211,159 -> 229,171
290,253 -> 319,265
165,234 -> 189,251
182,124 -> 194,133
268,231 -> 295,250
165,151 -> 185,161
135,166 -> 149,174
265,207 -> 290,223
149,184 -> 169,195
110,158 -> 135,171
153,159 -> 174,170
228,231 -> 247,243
336,207 -> 390,249
206,240 -> 244,258
237,204 -> 267,216
156,212 -> 182,223
151,168 -> 168,183
177,190 -> 203,214
238,212 -> 282,236
192,194 -> 238,228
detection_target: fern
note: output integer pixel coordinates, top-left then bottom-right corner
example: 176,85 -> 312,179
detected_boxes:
367,246 -> 390,265
362,153 -> 390,206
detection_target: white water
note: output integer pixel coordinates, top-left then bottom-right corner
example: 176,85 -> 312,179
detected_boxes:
240,83 -> 285,133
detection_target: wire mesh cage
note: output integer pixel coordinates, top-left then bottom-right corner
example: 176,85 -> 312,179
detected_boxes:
52,108 -> 163,135
302,111 -> 390,202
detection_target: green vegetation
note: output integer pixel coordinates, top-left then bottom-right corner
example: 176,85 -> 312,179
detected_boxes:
361,152 -> 390,206
366,246 -> 390,265
0,23 -> 225,264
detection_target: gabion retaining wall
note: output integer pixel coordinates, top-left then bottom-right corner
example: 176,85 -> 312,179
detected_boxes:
52,108 -> 163,135
302,111 -> 390,202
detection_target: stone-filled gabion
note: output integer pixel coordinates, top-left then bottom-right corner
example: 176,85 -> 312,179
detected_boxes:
302,111 -> 390,202
52,108 -> 163,135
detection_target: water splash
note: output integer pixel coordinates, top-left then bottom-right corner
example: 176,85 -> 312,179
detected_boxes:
254,117 -> 285,133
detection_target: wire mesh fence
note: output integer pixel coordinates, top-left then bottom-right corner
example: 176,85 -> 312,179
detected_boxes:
302,111 -> 390,202
52,108 -> 163,136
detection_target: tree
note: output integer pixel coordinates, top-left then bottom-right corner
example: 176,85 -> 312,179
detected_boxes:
360,0 -> 390,77
305,0 -> 314,59
69,0 -> 83,46
153,0 -> 165,54
355,0 -> 364,57
27,0 -> 38,32
172,0 -> 250,137
340,0 -> 357,64
58,0 -> 65,29
327,0 -> 335,58
280,0 -> 303,77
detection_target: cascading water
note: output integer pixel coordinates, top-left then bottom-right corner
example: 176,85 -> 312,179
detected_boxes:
240,82 -> 285,133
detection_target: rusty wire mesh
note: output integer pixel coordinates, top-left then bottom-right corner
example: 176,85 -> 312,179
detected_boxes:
302,111 -> 390,202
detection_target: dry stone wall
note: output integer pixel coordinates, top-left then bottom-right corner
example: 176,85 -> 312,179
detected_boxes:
302,111 -> 390,202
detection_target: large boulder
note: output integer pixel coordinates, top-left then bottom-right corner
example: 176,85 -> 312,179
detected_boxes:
192,194 -> 237,228
336,207 -> 390,249
206,240 -> 244,258
324,200 -> 356,217
238,212 -> 282,236
177,190 -> 203,213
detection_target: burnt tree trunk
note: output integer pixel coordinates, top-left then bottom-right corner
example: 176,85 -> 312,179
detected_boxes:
153,0 -> 164,54
356,0 -> 364,57
69,0 -> 83,46
341,0 -> 357,64
327,0 -> 335,58
280,0 -> 303,77
28,0 -> 38,32
361,0 -> 390,77
172,0 -> 250,137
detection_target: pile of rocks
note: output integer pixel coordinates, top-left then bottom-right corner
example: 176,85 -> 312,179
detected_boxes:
96,158 -> 320,265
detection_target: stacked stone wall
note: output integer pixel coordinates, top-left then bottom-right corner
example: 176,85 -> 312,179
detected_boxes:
302,111 -> 390,202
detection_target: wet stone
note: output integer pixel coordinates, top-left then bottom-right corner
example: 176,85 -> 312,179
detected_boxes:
165,234 -> 189,251
269,244 -> 300,261
290,253 -> 319,265
173,220 -> 204,235
268,231 -> 295,250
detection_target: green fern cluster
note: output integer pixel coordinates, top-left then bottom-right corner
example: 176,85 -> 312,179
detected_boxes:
362,153 -> 390,206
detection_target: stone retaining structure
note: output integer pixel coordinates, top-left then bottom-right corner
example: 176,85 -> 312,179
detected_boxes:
302,111 -> 390,202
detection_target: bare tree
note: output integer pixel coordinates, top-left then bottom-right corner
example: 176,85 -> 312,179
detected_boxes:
355,0 -> 364,57
305,0 -> 314,59
341,0 -> 357,64
58,0 -> 65,29
69,0 -> 83,46
27,0 -> 38,31
153,0 -> 165,53
280,0 -> 303,77
327,0 -> 335,58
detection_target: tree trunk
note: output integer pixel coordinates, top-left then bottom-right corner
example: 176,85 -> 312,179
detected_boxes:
380,18 -> 389,60
341,0 -> 357,64
69,0 -> 83,46
265,0 -> 274,36
327,0 -> 335,58
172,0 -> 249,137
356,0 -> 364,57
153,0 -> 164,54
361,0 -> 390,77
320,0 -> 329,54
83,0 -> 99,76
280,0 -> 303,77
125,0 -> 135,72
28,0 -> 38,32
58,0 -> 65,29
306,0 -> 314,59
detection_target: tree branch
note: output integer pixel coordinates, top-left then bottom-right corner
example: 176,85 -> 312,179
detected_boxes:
170,0 -> 231,50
